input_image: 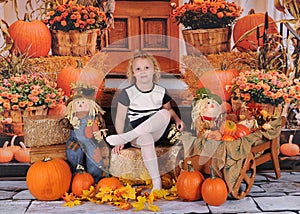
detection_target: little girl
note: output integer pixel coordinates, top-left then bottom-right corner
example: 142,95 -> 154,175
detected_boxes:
106,51 -> 184,191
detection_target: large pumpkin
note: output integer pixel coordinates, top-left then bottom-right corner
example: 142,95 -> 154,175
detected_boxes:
26,158 -> 72,201
177,161 -> 205,201
57,60 -> 104,99
198,68 -> 239,101
8,13 -> 51,57
233,9 -> 278,52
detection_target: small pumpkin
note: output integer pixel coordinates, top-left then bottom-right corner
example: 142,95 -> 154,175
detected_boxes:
233,9 -> 278,52
71,165 -> 95,196
221,135 -> 236,142
235,124 -> 251,139
7,135 -> 21,154
177,161 -> 205,201
220,119 -> 237,136
96,177 -> 123,191
198,68 -> 239,101
26,158 -> 72,201
0,141 -> 14,163
48,103 -> 67,117
14,142 -> 30,163
280,135 -> 300,157
57,60 -> 104,99
201,166 -> 228,206
8,13 -> 51,57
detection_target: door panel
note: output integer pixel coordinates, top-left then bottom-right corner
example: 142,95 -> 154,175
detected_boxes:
103,0 -> 180,74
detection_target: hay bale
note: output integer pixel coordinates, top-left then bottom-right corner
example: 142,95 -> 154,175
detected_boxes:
24,115 -> 70,147
109,145 -> 183,184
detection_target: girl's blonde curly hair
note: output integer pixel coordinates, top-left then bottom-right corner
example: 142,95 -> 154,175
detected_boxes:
127,50 -> 161,84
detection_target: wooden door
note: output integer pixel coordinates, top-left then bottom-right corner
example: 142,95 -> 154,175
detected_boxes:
102,0 -> 180,74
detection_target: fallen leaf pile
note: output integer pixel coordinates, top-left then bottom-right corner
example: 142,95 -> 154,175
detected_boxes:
62,183 -> 178,212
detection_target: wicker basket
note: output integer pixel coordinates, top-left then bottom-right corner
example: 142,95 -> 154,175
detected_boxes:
51,29 -> 100,56
0,106 -> 48,136
182,27 -> 232,56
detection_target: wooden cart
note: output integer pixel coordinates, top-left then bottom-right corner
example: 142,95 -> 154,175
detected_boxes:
184,116 -> 286,200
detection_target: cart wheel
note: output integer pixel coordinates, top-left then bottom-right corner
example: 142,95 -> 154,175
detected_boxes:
231,152 -> 256,199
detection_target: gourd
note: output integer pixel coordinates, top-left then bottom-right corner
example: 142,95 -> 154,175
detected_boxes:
201,166 -> 228,206
26,158 -> 72,201
176,161 -> 204,201
71,165 -> 95,196
233,9 -> 278,52
198,68 -> 239,101
280,135 -> 300,157
8,13 -> 51,58
56,60 -> 104,99
96,177 -> 123,191
7,135 -> 21,154
0,141 -> 14,163
14,142 -> 30,163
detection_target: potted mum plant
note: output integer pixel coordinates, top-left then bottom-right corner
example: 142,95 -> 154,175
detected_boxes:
171,0 -> 243,55
230,69 -> 292,117
43,3 -> 107,56
0,51 -> 65,135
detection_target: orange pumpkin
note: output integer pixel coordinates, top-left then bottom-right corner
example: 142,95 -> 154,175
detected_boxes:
26,158 -> 72,201
198,69 -> 239,101
0,141 -> 14,163
57,60 -> 104,99
201,166 -> 228,206
233,9 -> 278,52
221,135 -> 236,142
14,142 -> 30,163
96,177 -> 123,191
235,124 -> 251,139
8,13 -> 51,57
48,103 -> 67,117
177,161 -> 205,201
280,135 -> 300,157
220,120 -> 237,136
71,168 -> 95,196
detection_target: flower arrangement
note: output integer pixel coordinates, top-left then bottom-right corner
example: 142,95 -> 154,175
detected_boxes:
0,73 -> 64,112
43,3 -> 107,32
171,0 -> 243,30
231,69 -> 292,106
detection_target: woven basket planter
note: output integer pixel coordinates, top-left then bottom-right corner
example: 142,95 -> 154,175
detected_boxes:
0,106 -> 48,136
51,29 -> 100,56
182,27 -> 232,56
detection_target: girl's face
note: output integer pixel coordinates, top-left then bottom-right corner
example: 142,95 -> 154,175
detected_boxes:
132,58 -> 155,84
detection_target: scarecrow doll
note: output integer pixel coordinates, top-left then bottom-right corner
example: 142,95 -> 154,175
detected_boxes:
63,84 -> 108,183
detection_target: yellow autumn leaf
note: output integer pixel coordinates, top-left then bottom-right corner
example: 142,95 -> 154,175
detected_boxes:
63,200 -> 81,208
148,204 -> 160,212
62,192 -> 77,202
153,189 -> 169,199
81,185 -> 95,199
148,192 -> 155,204
101,194 -> 114,202
131,201 -> 146,211
121,184 -> 137,200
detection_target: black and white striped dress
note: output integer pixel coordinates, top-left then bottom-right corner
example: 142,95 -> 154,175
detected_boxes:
117,84 -> 171,128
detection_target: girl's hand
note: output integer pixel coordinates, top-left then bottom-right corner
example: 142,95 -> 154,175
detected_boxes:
112,145 -> 124,155
176,120 -> 185,132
